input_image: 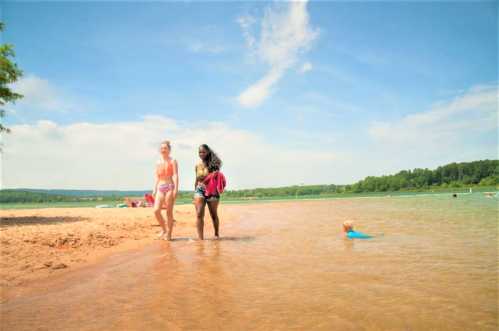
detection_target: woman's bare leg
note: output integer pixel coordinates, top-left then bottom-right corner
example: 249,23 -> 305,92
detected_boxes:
207,199 -> 220,238
194,197 -> 206,240
153,191 -> 167,238
164,190 -> 175,240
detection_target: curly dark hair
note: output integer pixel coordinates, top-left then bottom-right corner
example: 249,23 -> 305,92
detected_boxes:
200,144 -> 222,172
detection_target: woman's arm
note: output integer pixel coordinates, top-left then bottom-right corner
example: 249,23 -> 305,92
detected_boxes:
152,178 -> 158,196
194,164 -> 198,190
152,164 -> 158,196
172,159 -> 179,200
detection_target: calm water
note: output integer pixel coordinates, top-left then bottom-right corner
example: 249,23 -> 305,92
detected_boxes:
1,194 -> 497,330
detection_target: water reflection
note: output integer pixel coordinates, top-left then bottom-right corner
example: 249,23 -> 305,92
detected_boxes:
2,196 -> 497,331
207,236 -> 255,242
342,238 -> 355,251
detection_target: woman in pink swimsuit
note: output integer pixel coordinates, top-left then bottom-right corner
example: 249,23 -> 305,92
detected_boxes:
152,140 -> 179,240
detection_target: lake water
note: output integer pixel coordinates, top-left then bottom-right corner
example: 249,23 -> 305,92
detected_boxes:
1,194 -> 497,330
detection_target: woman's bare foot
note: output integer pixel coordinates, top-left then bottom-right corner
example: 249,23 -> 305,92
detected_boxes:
165,229 -> 173,241
156,231 -> 166,239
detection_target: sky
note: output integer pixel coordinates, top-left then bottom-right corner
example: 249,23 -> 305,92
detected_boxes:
1,0 -> 497,190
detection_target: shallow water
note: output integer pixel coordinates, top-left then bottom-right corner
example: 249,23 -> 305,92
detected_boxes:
1,194 -> 497,330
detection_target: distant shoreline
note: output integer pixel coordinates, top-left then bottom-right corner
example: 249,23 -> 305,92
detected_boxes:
3,159 -> 497,208
2,188 -> 496,210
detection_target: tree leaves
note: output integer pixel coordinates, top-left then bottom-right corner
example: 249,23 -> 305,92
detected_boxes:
0,22 -> 23,134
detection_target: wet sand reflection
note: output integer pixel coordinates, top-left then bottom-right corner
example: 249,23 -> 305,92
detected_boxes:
1,196 -> 497,330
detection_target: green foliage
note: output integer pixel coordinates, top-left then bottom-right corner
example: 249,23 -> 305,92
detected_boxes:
223,184 -> 338,199
223,160 -> 497,197
0,189 -> 194,204
0,190 -> 79,203
0,22 -> 23,134
2,160 -> 497,204
479,175 -> 498,186
346,160 -> 498,193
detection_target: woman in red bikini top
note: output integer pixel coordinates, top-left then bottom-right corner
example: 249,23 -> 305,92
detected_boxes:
152,140 -> 178,241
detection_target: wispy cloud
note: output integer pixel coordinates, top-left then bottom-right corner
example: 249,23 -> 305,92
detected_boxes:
237,14 -> 257,49
368,84 -> 498,167
237,67 -> 283,109
11,74 -> 73,112
237,1 -> 319,108
369,84 -> 498,144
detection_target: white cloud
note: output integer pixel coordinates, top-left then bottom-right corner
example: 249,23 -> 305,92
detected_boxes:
298,62 -> 313,74
369,84 -> 498,144
3,84 -> 495,191
2,116 -> 337,190
237,1 -> 319,108
237,67 -> 283,108
365,84 -> 498,172
11,75 -> 72,112
237,14 -> 256,49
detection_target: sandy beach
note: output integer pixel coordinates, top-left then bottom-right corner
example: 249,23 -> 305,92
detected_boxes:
0,205 -> 233,299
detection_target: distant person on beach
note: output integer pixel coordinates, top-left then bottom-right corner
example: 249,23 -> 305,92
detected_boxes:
194,144 -> 226,240
342,221 -> 372,239
152,140 -> 179,240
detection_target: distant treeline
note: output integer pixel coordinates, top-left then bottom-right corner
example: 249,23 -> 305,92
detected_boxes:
223,185 -> 338,198
0,189 -> 194,204
0,190 -> 80,203
11,189 -> 151,197
346,159 -> 498,193
223,159 -> 498,197
1,160 -> 497,203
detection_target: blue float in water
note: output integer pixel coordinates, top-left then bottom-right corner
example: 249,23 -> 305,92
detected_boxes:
346,230 -> 372,239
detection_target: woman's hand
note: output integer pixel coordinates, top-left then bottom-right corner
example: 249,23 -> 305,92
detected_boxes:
173,190 -> 178,201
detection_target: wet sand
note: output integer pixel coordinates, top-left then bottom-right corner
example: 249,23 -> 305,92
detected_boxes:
1,196 -> 497,330
0,205 -> 232,299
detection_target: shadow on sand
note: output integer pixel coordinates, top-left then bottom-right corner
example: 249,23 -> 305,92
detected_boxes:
0,216 -> 88,227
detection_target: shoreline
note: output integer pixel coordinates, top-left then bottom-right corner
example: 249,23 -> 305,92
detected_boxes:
2,189 -> 496,210
0,204 -> 237,301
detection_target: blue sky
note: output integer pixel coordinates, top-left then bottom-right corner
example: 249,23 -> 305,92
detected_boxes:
1,1 -> 497,190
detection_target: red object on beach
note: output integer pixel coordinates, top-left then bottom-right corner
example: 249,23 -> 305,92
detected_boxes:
144,193 -> 168,209
145,193 -> 155,205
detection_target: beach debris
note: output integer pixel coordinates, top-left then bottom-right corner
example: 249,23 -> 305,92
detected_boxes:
86,233 -> 118,247
49,236 -> 82,248
51,263 -> 68,270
